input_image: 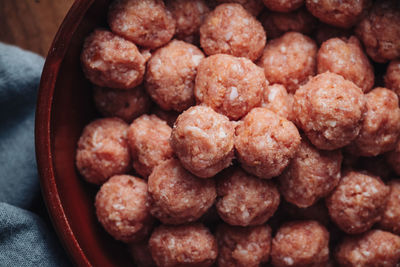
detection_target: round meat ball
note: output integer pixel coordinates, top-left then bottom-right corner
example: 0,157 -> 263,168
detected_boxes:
216,223 -> 272,267
347,87 -> 400,157
326,171 -> 390,234
306,0 -> 371,28
148,158 -> 216,225
279,137 -> 342,208
149,224 -> 218,267
387,141 -> 400,176
293,72 -> 366,150
260,7 -> 317,39
127,115 -> 173,178
262,0 -> 304,13
93,86 -> 151,123
314,23 -> 353,45
145,40 -> 204,112
170,105 -> 235,178
76,118 -> 130,185
384,59 -> 400,99
235,108 -> 301,179
216,168 -> 280,226
261,84 -> 294,121
129,241 -> 157,267
95,175 -> 153,243
336,230 -> 400,267
271,221 -> 330,267
215,0 -> 264,16
151,106 -> 179,127
200,4 -> 266,61
80,29 -> 145,89
258,32 -> 317,93
108,0 -> 175,49
355,1 -> 400,63
379,180 -> 400,235
195,54 -> 265,120
166,0 -> 209,41
317,36 -> 374,93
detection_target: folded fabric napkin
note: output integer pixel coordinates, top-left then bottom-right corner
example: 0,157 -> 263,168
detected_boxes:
0,42 -> 70,266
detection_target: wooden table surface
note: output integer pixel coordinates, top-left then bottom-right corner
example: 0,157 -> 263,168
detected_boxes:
0,0 -> 75,56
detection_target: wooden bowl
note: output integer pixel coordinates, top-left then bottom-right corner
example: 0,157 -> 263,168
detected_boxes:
35,0 -> 133,265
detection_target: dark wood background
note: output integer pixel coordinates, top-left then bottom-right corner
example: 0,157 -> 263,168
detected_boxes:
0,0 -> 75,56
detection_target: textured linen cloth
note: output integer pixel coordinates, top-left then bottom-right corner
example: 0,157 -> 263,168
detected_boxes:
0,42 -> 70,266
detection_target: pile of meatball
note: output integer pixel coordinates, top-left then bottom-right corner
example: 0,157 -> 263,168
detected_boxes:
76,0 -> 400,266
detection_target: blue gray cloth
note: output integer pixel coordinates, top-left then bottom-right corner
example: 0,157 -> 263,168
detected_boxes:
0,42 -> 70,266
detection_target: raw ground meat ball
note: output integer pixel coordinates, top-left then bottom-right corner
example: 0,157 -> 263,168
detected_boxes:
145,40 -> 204,112
355,1 -> 400,63
216,168 -> 280,226
379,180 -> 400,235
76,118 -> 130,185
215,0 -> 264,16
147,158 -> 216,225
195,54 -> 265,120
93,86 -> 151,123
95,175 -> 153,243
80,29 -> 145,89
336,229 -> 400,267
260,7 -> 317,39
235,108 -> 301,179
261,84 -> 294,121
170,105 -> 235,178
127,115 -> 173,178
258,32 -> 317,93
326,171 -> 390,234
317,36 -> 374,93
279,138 -> 342,208
314,23 -> 353,45
149,224 -> 218,267
108,0 -> 175,49
271,221 -> 330,267
129,241 -> 157,267
387,141 -> 400,176
305,0 -> 371,28
347,87 -> 400,157
293,72 -> 366,150
384,59 -> 400,98
199,4 -> 266,61
216,223 -> 272,267
151,106 -> 179,127
262,0 -> 304,13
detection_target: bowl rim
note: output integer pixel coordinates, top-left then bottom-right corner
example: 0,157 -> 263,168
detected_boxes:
35,0 -> 94,266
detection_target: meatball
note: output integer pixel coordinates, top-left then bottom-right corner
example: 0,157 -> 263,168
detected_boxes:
166,0 -> 209,41
235,108 -> 301,179
306,0 -> 371,28
260,7 -> 317,39
80,29 -> 145,89
149,224 -> 218,267
293,72 -> 366,150
76,118 -> 130,185
148,159 -> 216,225
317,36 -> 374,93
170,105 -> 235,178
199,4 -> 266,61
215,0 -> 264,16
93,86 -> 151,123
216,224 -> 272,267
336,230 -> 400,267
95,175 -> 153,243
326,171 -> 390,234
271,221 -> 330,267
261,84 -> 294,121
151,106 -> 179,127
145,40 -> 204,112
379,180 -> 400,235
355,1 -> 400,63
127,115 -> 173,178
262,0 -> 304,13
314,23 -> 353,45
195,54 -> 265,120
129,241 -> 157,267
279,138 -> 342,208
387,141 -> 400,176
347,87 -> 400,157
108,0 -> 175,49
216,168 -> 280,226
384,59 -> 400,98
258,32 -> 317,93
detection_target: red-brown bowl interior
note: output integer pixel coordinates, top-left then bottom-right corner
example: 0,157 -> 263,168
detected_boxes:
35,0 -> 135,266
